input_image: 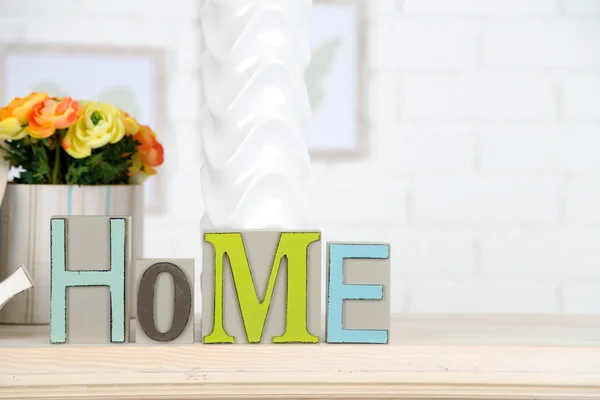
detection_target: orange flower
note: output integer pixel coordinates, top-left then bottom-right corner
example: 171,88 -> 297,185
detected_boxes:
6,92 -> 48,124
0,93 -> 48,139
129,125 -> 164,176
28,97 -> 80,139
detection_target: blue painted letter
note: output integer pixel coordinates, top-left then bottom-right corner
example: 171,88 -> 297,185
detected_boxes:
50,218 -> 127,344
326,243 -> 390,344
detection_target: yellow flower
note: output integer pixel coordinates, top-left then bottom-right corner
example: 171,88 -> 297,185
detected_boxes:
62,101 -> 125,159
120,110 -> 139,135
0,106 -> 25,140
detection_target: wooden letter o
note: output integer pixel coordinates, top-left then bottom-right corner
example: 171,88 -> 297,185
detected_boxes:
137,262 -> 192,342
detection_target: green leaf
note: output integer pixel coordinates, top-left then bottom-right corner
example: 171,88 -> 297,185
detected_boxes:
305,37 -> 342,111
64,135 -> 138,185
0,131 -> 140,185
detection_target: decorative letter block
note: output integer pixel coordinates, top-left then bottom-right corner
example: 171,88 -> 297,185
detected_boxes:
326,243 -> 391,344
202,231 -> 321,344
135,259 -> 195,344
50,216 -> 130,344
0,266 -> 33,311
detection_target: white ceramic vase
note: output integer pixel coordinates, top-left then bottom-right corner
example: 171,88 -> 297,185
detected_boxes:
0,184 -> 144,324
199,0 -> 313,230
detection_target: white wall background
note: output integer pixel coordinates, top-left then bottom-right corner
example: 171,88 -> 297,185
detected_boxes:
1,0 -> 600,315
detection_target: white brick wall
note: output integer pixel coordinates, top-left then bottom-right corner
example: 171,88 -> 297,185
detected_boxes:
369,20 -> 480,69
479,126 -> 559,172
409,282 -> 560,314
402,0 -> 560,16
563,76 -> 600,120
401,74 -> 557,121
364,0 -> 600,314
412,176 -> 561,226
483,21 -> 600,68
2,0 -> 600,315
562,0 -> 600,17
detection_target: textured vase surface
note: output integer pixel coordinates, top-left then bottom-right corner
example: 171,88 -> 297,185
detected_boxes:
0,184 -> 144,324
199,0 -> 313,230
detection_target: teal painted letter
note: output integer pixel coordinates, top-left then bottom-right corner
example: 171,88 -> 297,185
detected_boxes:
50,218 -> 127,344
326,243 -> 390,344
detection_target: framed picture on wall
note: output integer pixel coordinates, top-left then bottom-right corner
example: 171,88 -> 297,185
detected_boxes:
0,44 -> 166,213
305,0 -> 366,158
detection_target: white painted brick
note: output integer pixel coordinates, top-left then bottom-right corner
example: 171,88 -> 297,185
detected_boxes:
479,126 -> 559,172
401,75 -> 556,121
395,228 -> 475,279
171,171 -> 205,220
0,0 -> 79,15
318,223 -> 397,244
563,76 -> 600,121
0,17 -> 26,41
562,284 -> 600,314
480,229 -> 600,278
168,68 -> 203,122
409,282 -> 559,313
473,124 -> 600,175
145,217 -> 201,232
387,125 -> 474,173
305,170 -> 408,224
403,0 -> 559,15
1,0 -> 192,20
144,219 -> 176,258
412,175 -> 561,226
170,224 -> 203,260
562,0 -> 600,16
322,125 -> 406,175
172,122 -> 204,171
565,176 -> 600,226
389,283 -> 409,313
369,19 -> 480,69
559,124 -> 600,172
78,0 -> 199,19
367,73 -> 399,123
19,16 -> 175,46
484,21 -> 600,68
367,0 -> 398,18
174,22 -> 203,70
366,126 -> 396,169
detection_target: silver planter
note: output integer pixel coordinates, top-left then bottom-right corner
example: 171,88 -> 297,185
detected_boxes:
0,183 -> 144,324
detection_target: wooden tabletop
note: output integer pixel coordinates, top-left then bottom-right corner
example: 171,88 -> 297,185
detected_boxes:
1,314 -> 599,400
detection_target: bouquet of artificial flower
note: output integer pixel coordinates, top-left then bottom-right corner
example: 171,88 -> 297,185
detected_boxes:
0,92 -> 164,185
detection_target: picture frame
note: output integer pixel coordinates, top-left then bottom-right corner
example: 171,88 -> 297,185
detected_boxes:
306,0 -> 367,158
0,44 -> 167,214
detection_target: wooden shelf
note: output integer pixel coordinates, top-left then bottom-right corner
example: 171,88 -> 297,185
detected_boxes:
1,315 -> 600,400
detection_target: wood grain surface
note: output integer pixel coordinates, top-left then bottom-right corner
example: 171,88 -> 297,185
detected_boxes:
1,314 -> 599,400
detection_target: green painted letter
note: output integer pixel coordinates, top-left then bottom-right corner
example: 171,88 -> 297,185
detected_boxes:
203,232 -> 320,344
